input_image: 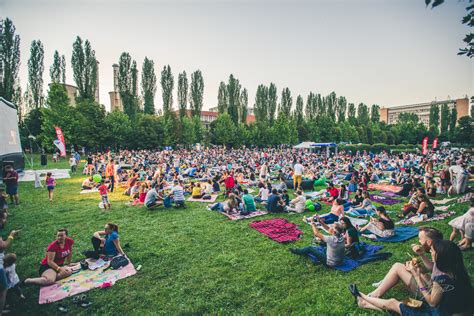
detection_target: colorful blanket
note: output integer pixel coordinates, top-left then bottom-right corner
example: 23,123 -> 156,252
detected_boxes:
380,191 -> 399,197
80,188 -> 99,194
250,218 -> 302,243
396,211 -> 456,225
362,226 -> 419,242
222,210 -> 268,221
368,183 -> 401,193
39,260 -> 136,304
187,195 -> 218,203
369,194 -> 401,205
430,198 -> 456,205
306,243 -> 391,272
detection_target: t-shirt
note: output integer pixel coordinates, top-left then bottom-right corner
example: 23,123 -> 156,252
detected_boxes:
346,227 -> 359,243
46,177 -> 55,187
323,235 -> 345,267
379,217 -> 394,230
41,238 -> 74,266
82,178 -> 92,187
259,188 -> 269,201
4,264 -> 20,288
98,184 -> 108,196
105,164 -> 114,177
192,186 -> 202,197
144,189 -> 158,205
69,157 -> 76,167
266,194 -> 281,212
3,171 -> 18,186
104,231 -> 119,256
294,164 -> 304,176
242,194 -> 256,212
171,185 -> 185,201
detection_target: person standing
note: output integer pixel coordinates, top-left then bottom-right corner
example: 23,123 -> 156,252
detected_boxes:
293,160 -> 304,190
45,172 -> 56,202
2,166 -> 19,205
105,160 -> 115,192
69,155 -> 77,174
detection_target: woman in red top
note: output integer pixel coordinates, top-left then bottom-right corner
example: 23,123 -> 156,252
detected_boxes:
25,229 -> 77,286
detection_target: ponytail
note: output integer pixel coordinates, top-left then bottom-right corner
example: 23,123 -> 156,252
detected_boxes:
107,223 -> 119,233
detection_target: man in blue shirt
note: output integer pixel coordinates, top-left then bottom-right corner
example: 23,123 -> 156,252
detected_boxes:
266,189 -> 284,213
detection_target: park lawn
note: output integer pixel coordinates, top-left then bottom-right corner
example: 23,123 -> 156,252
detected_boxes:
4,157 -> 473,315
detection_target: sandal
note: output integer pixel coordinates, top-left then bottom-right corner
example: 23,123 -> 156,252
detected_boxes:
80,300 -> 93,308
348,284 -> 361,304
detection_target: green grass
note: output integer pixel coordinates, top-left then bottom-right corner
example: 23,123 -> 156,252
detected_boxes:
5,156 -> 473,315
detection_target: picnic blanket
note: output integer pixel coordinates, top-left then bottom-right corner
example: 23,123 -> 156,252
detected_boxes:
222,210 -> 268,221
317,213 -> 369,227
306,243 -> 391,272
362,226 -> 419,242
370,195 -> 401,205
368,183 -> 401,193
430,198 -> 456,205
80,188 -> 99,194
19,169 -> 70,182
250,218 -> 302,243
187,195 -> 218,203
396,211 -> 456,225
39,260 -> 137,304
380,191 -> 400,197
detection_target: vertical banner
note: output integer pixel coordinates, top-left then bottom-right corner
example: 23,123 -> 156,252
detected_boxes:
54,126 -> 66,157
432,137 -> 438,150
422,136 -> 429,155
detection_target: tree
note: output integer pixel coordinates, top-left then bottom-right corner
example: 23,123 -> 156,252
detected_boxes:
177,71 -> 188,118
357,103 -> 370,124
449,107 -> 457,132
28,40 -> 44,108
337,96 -> 347,123
326,92 -> 337,121
425,0 -> 474,58
105,110 -> 132,150
429,104 -> 440,135
71,36 -> 97,101
398,112 -> 419,124
279,87 -> 292,117
226,74 -> 241,124
440,103 -> 450,135
141,57 -> 157,114
118,52 -> 139,118
294,95 -> 304,125
370,104 -> 380,123
211,113 -> 235,146
217,81 -> 228,114
0,18 -> 21,102
254,84 -> 269,122
189,70 -> 204,117
50,50 -> 66,84
453,116 -> 473,143
305,92 -> 316,120
267,83 -> 277,124
75,100 -> 107,149
347,103 -> 357,125
240,88 -> 248,124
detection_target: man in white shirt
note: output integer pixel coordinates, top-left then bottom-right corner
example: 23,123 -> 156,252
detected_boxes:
293,161 -> 304,190
69,155 -> 77,174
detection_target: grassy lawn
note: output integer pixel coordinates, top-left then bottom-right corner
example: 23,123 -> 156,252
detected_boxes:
5,156 -> 473,315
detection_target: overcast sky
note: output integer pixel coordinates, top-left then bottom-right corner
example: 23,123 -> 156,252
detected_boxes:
3,0 -> 473,112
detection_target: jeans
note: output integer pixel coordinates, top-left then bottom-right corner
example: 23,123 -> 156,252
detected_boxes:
292,246 -> 328,266
109,175 -> 115,192
211,202 -> 224,212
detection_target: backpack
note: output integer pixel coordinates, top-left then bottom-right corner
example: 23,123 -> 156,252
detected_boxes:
202,194 -> 211,200
105,256 -> 129,271
163,196 -> 172,208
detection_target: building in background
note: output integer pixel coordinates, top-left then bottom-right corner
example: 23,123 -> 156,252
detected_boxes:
172,110 -> 256,129
380,97 -> 469,126
48,83 -> 78,106
208,106 -> 254,116
109,64 -> 123,111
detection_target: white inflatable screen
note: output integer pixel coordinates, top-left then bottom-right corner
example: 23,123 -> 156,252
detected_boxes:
0,99 -> 22,156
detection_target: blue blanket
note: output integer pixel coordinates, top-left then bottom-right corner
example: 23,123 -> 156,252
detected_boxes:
363,226 -> 419,243
307,243 -> 391,272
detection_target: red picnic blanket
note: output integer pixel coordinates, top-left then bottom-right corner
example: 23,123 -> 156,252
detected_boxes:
249,218 -> 302,243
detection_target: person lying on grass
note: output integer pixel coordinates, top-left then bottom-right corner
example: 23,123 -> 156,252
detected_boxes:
349,239 -> 473,315
25,228 -> 78,286
208,193 -> 238,214
290,216 -> 345,268
359,206 -> 395,238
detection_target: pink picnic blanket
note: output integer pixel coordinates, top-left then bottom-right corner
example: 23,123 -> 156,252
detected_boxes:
39,261 -> 136,304
368,183 -> 401,193
249,218 -> 302,243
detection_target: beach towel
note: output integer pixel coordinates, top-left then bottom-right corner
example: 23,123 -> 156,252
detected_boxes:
396,211 -> 456,225
368,183 -> 401,193
222,210 -> 268,221
250,218 -> 302,243
306,243 -> 391,272
362,226 -> 419,242
316,213 -> 368,227
80,188 -> 99,194
430,198 -> 456,205
370,195 -> 401,205
39,259 -> 136,304
187,195 -> 218,203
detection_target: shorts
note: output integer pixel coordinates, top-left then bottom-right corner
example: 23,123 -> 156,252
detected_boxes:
146,200 -> 157,209
6,185 -> 17,196
293,175 -> 302,185
38,264 -> 51,276
0,269 -> 7,290
101,195 -> 110,205
47,186 -> 55,191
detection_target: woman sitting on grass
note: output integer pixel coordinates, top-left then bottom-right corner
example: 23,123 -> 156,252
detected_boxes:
286,190 -> 306,214
290,216 -> 345,268
339,217 -> 359,247
25,229 -> 77,286
89,223 -> 125,258
349,239 -> 473,315
208,193 -> 238,214
318,198 -> 345,224
348,191 -> 374,217
359,206 -> 395,238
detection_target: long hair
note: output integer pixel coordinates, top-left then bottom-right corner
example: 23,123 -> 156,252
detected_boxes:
432,240 -> 471,292
340,217 -> 355,231
106,223 -> 119,233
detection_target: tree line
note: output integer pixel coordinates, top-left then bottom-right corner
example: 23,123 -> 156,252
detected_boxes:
1,17 -> 472,151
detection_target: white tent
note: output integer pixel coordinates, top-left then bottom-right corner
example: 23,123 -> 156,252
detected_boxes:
293,142 -> 317,149
0,97 -> 24,169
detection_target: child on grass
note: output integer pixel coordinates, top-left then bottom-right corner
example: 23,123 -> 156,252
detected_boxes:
98,180 -> 111,210
3,253 -> 25,300
45,172 -> 56,202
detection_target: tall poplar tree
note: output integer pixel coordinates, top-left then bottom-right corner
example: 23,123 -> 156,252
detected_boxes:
27,40 -> 44,108
161,65 -> 174,114
118,52 -> 139,118
268,83 -> 277,124
189,70 -> 204,117
254,84 -> 269,122
337,96 -> 347,123
240,88 -> 248,124
177,71 -> 188,118
0,18 -> 21,102
71,36 -> 97,100
50,50 -> 66,84
370,104 -> 380,122
440,103 -> 450,135
217,81 -> 227,114
141,57 -> 157,114
226,74 -> 241,124
294,95 -> 304,125
280,87 -> 292,117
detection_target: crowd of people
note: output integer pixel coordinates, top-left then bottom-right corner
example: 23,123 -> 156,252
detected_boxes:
0,145 -> 472,314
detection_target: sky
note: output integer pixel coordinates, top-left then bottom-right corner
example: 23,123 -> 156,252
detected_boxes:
2,0 -> 473,112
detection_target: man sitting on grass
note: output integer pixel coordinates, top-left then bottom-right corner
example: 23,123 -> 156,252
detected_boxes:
144,185 -> 162,210
170,181 -> 186,208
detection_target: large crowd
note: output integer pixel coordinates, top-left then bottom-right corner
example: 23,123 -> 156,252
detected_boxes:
0,146 -> 472,314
